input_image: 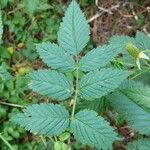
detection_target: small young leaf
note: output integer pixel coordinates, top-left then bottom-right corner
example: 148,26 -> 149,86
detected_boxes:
127,138 -> 150,150
79,44 -> 122,72
11,103 -> 69,136
78,68 -> 129,100
71,109 -> 119,149
59,132 -> 70,141
61,143 -> 69,150
36,42 -> 75,72
28,70 -> 73,100
109,91 -> 150,135
58,0 -> 90,55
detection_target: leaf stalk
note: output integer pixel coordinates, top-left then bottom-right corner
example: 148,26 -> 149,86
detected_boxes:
71,57 -> 79,119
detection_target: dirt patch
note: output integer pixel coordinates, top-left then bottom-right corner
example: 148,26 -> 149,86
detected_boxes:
85,0 -> 150,46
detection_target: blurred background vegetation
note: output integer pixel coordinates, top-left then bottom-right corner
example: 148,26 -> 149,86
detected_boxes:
0,0 -> 150,149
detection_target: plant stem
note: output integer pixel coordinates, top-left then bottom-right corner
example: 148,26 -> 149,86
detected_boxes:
0,101 -> 24,108
40,136 -> 47,147
48,136 -> 55,143
71,57 -> 79,119
0,133 -> 14,150
54,136 -> 58,142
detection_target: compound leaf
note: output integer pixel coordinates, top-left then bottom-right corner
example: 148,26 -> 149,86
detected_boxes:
71,109 -> 119,149
58,0 -> 90,55
79,44 -> 122,72
78,68 -> 129,100
36,42 -> 75,72
11,103 -> 69,136
28,70 -> 73,100
120,80 -> 150,110
127,138 -> 150,150
109,91 -> 150,135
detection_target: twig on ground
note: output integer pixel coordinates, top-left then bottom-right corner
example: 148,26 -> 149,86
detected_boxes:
95,0 -> 113,14
97,6 -> 113,14
88,13 -> 102,23
130,4 -> 138,20
88,3 -> 120,23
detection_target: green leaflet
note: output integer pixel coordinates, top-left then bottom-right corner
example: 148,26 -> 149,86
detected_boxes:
120,80 -> 150,110
78,68 -> 129,100
58,0 -> 90,55
11,103 -> 69,136
79,44 -> 122,72
77,97 -> 108,114
71,109 -> 119,149
0,11 -> 3,42
36,42 -> 75,72
0,66 -> 12,81
109,35 -> 136,50
127,139 -> 150,150
109,91 -> 150,135
28,70 -> 73,101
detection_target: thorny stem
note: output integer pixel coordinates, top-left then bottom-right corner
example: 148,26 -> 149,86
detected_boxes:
71,56 -> 79,119
0,133 -> 14,150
